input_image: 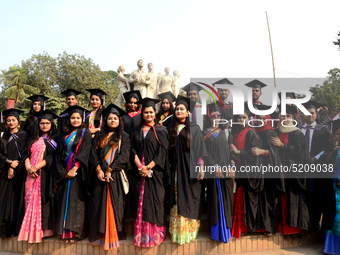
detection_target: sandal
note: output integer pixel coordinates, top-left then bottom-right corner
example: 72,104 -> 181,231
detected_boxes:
64,239 -> 70,244
70,237 -> 80,244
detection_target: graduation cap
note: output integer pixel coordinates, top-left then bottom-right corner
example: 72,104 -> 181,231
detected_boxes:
86,89 -> 107,106
101,103 -> 126,118
244,79 -> 267,89
278,92 -> 296,100
137,97 -> 161,109
123,90 -> 142,103
182,82 -> 200,92
213,78 -> 233,85
1,108 -> 24,123
64,105 -> 90,122
331,119 -> 340,133
302,100 -> 323,110
158,91 -> 176,103
28,95 -> 49,110
176,95 -> 195,113
277,104 -> 298,115
37,110 -> 58,121
61,89 -> 81,98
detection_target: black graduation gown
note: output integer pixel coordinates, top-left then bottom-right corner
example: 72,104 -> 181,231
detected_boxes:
202,129 -> 234,229
257,129 -> 285,234
233,128 -> 263,232
303,124 -> 335,230
130,124 -> 169,226
122,112 -> 141,218
23,118 -> 39,138
56,110 -> 68,136
276,129 -> 314,230
16,134 -> 62,233
54,129 -> 92,239
156,113 -> 173,128
168,122 -> 208,220
87,132 -> 130,242
0,130 -> 28,237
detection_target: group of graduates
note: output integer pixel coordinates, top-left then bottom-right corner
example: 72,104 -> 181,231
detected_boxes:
0,78 -> 339,255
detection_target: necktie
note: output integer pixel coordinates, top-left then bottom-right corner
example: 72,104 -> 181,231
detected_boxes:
305,125 -> 311,152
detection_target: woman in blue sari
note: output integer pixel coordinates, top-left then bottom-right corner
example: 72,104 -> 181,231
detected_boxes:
323,119 -> 340,255
54,105 -> 92,243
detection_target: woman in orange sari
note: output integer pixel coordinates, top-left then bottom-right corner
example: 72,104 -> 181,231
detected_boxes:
88,104 -> 130,250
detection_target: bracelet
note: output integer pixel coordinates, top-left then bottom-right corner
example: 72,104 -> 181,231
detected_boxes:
6,159 -> 13,165
96,165 -> 102,174
138,164 -> 143,171
106,167 -> 113,173
147,165 -> 151,170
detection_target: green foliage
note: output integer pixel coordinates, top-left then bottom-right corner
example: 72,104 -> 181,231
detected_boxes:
333,31 -> 340,50
309,68 -> 340,117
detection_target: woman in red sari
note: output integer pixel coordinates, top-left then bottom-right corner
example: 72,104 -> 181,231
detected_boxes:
229,110 -> 262,238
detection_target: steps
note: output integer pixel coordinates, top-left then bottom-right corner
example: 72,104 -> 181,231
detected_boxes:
0,230 -> 323,255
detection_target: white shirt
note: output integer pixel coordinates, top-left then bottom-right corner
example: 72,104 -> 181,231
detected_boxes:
301,121 -> 324,160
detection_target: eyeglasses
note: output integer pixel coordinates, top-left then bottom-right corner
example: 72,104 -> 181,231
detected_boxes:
211,113 -> 221,118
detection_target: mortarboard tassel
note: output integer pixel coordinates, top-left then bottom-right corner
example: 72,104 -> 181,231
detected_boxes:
1,111 -> 3,123
83,111 -> 85,122
103,95 -> 105,106
331,121 -> 333,133
43,102 -> 46,110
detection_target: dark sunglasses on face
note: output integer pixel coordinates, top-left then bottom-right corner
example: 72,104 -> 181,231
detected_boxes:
211,113 -> 221,118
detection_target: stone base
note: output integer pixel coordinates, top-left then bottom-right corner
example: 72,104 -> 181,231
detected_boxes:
0,231 -> 323,255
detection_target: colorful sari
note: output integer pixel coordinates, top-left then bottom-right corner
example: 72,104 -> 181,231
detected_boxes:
133,129 -> 166,247
323,151 -> 340,255
61,129 -> 85,239
91,137 -> 119,250
169,124 -> 200,245
18,137 -> 53,243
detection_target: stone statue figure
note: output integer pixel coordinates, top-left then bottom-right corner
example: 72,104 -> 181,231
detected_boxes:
129,59 -> 148,98
171,70 -> 180,97
114,65 -> 130,107
157,67 -> 173,94
145,63 -> 158,98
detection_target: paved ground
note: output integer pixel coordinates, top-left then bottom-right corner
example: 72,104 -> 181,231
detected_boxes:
0,243 -> 326,255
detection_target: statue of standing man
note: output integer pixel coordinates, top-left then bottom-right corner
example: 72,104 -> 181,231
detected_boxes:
157,67 -> 173,94
114,65 -> 130,107
171,70 -> 180,97
129,59 -> 148,98
146,63 -> 158,98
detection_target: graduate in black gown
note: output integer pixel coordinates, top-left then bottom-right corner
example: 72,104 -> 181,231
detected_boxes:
56,89 -> 82,136
168,96 -> 207,245
251,106 -> 285,235
17,110 -> 61,242
88,104 -> 130,250
229,110 -> 263,238
121,90 -> 142,136
130,97 -> 169,247
23,95 -> 49,138
270,105 -> 313,234
85,89 -> 106,137
156,91 -> 175,128
300,101 -> 335,231
0,109 -> 28,237
54,105 -> 92,243
202,104 -> 234,243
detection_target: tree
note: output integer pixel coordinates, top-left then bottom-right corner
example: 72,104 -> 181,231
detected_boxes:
0,65 -> 37,102
333,31 -> 340,50
309,68 -> 340,118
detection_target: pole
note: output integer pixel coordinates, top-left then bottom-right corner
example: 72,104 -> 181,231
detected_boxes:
266,11 -> 277,88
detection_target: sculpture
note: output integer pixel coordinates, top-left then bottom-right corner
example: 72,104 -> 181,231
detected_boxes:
129,59 -> 148,98
114,65 -> 130,107
146,63 -> 158,98
171,70 -> 180,97
157,67 -> 173,94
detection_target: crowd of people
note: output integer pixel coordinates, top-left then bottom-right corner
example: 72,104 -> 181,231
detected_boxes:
0,79 -> 339,255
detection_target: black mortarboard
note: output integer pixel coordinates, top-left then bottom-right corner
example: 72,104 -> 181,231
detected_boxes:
65,105 -> 89,122
277,104 -> 298,115
332,119 -> 340,133
158,91 -> 176,103
123,90 -> 142,103
244,79 -> 267,89
138,97 -> 161,109
28,95 -> 49,103
61,89 -> 81,98
182,82 -> 200,92
38,110 -> 58,121
302,101 -> 323,110
208,103 -> 222,114
213,78 -> 233,85
101,103 -> 126,118
278,92 -> 296,100
1,108 -> 24,123
86,89 -> 107,106
176,95 -> 195,113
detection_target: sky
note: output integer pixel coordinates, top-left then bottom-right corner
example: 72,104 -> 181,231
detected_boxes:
1,0 -> 340,103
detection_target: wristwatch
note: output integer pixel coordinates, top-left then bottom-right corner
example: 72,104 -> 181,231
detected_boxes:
6,158 -> 13,165
98,128 -> 101,131
148,170 -> 153,178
